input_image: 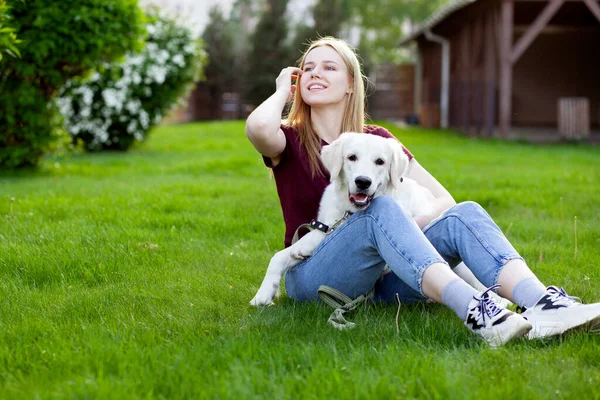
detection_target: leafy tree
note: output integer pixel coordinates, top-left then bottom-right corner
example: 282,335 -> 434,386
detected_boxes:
349,0 -> 449,65
0,0 -> 145,168
0,0 -> 20,61
288,0 -> 352,65
227,0 -> 258,116
202,5 -> 235,119
313,0 -> 352,38
244,0 -> 290,107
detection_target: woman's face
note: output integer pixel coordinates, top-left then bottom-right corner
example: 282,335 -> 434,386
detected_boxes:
300,45 -> 352,107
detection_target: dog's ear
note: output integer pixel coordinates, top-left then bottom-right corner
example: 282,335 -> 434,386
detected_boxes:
321,133 -> 348,182
389,138 -> 409,190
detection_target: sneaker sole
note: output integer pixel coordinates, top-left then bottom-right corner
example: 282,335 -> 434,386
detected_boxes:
527,313 -> 600,339
483,315 -> 532,348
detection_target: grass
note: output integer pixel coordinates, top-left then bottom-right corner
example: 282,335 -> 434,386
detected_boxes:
1,120 -> 599,399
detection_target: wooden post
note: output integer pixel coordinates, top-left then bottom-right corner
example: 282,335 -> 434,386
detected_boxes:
499,0 -> 513,138
461,24 -> 472,133
414,45 -> 423,118
472,18 -> 485,135
484,8 -> 498,137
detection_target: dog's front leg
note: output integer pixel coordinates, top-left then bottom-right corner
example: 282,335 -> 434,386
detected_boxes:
250,247 -> 299,306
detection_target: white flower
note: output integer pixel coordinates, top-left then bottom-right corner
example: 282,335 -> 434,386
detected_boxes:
102,89 -> 122,111
132,73 -> 142,85
148,65 -> 167,84
183,44 -> 195,54
172,54 -> 185,67
139,110 -> 150,129
147,24 -> 157,36
156,50 -> 170,65
126,100 -> 141,115
127,120 -> 138,134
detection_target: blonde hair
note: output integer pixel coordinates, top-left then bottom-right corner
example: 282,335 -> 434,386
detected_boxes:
284,37 -> 367,177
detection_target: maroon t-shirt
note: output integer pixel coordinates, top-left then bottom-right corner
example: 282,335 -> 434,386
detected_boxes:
263,125 -> 414,247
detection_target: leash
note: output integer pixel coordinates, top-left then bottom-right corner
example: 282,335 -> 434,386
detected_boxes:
318,285 -> 374,330
290,211 -> 373,330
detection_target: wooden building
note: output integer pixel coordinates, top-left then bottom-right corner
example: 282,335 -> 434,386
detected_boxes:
399,0 -> 600,140
368,64 -> 416,121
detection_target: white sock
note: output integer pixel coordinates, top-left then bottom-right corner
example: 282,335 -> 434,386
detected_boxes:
441,279 -> 478,321
512,277 -> 547,308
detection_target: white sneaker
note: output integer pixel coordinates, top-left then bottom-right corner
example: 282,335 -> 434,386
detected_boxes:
465,285 -> 532,348
520,286 -> 600,339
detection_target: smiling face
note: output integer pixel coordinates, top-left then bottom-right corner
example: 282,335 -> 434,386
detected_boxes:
299,45 -> 353,107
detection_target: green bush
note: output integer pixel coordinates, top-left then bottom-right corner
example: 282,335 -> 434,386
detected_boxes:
0,0 -> 145,168
0,0 -> 20,61
57,9 -> 206,151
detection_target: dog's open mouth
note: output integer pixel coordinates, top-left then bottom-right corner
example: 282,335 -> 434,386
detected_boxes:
349,193 -> 374,208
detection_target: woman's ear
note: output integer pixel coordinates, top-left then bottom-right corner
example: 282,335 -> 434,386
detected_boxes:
321,134 -> 347,182
389,139 -> 409,190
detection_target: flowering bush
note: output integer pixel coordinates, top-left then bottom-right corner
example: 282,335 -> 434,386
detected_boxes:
0,0 -> 144,168
57,10 -> 206,151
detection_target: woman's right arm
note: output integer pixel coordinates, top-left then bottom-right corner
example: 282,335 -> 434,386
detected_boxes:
245,67 -> 303,166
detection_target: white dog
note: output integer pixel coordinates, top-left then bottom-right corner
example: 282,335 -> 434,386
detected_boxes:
250,132 -> 510,307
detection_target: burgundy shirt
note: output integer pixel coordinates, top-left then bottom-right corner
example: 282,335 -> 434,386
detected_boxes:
264,125 -> 414,247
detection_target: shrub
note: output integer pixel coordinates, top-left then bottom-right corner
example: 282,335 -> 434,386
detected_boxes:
0,0 -> 20,61
57,9 -> 206,151
0,0 -> 145,168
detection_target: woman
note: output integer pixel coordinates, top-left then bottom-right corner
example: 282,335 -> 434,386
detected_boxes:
245,37 -> 600,346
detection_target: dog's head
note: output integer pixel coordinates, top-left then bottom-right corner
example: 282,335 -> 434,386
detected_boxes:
321,132 -> 409,211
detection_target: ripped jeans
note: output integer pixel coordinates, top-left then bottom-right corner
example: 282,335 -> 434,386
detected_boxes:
284,197 -> 523,303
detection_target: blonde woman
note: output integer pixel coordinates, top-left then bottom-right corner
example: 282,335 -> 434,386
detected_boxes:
245,37 -> 600,347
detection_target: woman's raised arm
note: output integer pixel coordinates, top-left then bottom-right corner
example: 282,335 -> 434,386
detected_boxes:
245,67 -> 303,164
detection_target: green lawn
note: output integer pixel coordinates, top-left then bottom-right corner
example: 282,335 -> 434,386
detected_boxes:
1,121 -> 599,399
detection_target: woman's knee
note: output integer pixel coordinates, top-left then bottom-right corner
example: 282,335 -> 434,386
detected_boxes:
368,195 -> 406,216
448,201 -> 487,218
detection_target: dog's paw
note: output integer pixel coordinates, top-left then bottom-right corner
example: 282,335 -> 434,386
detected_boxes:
290,244 -> 316,260
250,282 -> 279,307
290,249 -> 309,260
250,295 -> 274,307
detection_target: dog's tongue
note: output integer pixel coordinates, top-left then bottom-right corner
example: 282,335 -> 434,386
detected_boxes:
349,193 -> 369,204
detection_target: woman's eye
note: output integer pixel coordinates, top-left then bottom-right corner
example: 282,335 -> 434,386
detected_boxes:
348,154 -> 357,162
325,66 -> 335,71
375,158 -> 385,166
304,67 -> 313,72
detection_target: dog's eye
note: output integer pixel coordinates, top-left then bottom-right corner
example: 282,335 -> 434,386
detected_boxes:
348,154 -> 357,162
375,158 -> 385,166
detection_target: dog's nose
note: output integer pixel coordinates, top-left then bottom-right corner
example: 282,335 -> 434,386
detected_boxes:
355,176 -> 372,190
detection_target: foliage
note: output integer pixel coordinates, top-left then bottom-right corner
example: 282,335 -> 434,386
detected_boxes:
244,0 -> 290,107
57,9 -> 206,151
0,0 -> 145,168
349,0 -> 450,64
0,0 -> 20,61
1,122 -> 600,397
201,5 -> 235,119
288,0 -> 352,63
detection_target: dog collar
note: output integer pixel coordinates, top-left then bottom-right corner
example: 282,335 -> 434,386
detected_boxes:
291,212 -> 353,244
309,219 -> 329,233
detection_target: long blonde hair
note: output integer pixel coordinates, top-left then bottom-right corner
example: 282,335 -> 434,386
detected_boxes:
284,37 -> 367,177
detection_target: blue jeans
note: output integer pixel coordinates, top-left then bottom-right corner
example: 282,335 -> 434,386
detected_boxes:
285,197 -> 523,303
